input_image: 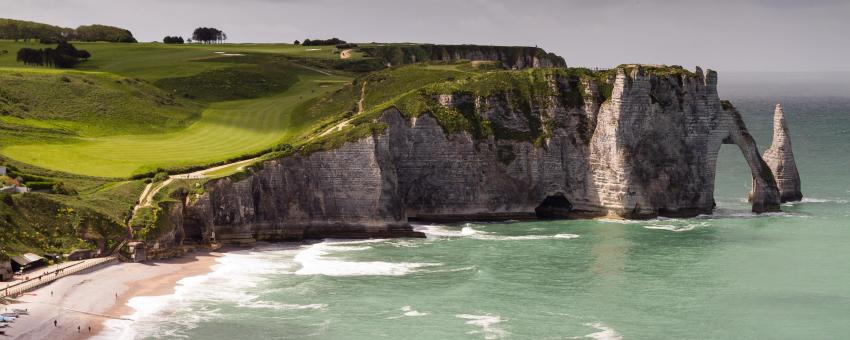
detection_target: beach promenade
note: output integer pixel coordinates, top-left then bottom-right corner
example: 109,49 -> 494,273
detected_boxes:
2,257 -> 117,300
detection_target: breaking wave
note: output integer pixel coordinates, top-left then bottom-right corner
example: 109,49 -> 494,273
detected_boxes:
456,313 -> 509,339
96,245 -> 325,339
783,197 -> 848,206
583,322 -> 623,340
414,224 -> 580,241
293,240 -> 441,276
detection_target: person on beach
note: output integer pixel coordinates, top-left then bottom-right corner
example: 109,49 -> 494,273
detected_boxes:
53,320 -> 57,327
78,325 -> 81,332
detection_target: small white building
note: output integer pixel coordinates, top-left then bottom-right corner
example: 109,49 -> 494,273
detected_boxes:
0,166 -> 6,176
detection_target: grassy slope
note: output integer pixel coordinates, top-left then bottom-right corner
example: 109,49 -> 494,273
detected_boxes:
0,68 -> 200,137
0,41 -> 353,178
4,74 -> 348,177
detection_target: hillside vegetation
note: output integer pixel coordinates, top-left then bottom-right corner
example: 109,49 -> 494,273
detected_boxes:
0,18 -> 136,42
0,68 -> 200,137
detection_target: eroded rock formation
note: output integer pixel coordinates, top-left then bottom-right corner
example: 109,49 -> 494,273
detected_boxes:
763,104 -> 803,202
161,66 -> 790,246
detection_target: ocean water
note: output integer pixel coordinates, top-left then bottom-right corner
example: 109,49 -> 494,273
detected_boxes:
100,73 -> 850,340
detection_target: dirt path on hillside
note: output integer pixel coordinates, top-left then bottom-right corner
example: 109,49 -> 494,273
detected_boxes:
316,81 -> 368,139
130,157 -> 260,217
340,49 -> 353,59
357,81 -> 367,114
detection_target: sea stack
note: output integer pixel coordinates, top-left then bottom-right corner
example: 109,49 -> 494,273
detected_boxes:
763,104 -> 803,202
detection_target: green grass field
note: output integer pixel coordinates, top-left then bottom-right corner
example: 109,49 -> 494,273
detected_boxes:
0,41 -> 353,178
2,73 -> 349,177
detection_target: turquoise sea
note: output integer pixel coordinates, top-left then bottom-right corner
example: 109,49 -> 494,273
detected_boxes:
101,72 -> 850,340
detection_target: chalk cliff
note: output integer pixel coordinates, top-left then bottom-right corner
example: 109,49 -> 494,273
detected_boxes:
161,66 -> 788,246
763,104 -> 803,202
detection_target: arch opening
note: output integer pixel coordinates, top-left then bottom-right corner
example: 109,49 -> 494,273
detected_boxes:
535,193 -> 573,219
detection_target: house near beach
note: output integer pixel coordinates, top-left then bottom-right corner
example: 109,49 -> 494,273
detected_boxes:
10,253 -> 45,273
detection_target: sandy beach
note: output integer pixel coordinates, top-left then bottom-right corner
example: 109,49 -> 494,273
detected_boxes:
2,251 -> 222,340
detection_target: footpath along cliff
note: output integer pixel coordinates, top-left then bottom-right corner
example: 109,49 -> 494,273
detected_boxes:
146,65 -> 802,247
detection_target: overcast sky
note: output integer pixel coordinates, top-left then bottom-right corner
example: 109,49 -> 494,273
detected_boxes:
3,0 -> 849,72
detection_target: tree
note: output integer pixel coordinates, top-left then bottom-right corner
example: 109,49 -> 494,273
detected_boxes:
192,27 -> 225,44
77,50 -> 91,60
302,38 -> 347,46
163,36 -> 185,44
74,24 -> 137,43
294,40 -> 300,45
15,42 -> 90,69
16,48 -> 44,66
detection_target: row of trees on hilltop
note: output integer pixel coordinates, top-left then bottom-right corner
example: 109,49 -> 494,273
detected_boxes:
16,42 -> 90,68
0,18 -> 136,43
163,36 -> 185,44
192,27 -> 226,44
299,38 -> 346,46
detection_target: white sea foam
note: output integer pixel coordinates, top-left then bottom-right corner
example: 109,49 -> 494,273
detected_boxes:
414,224 -> 580,241
584,322 -> 622,340
97,245 -> 319,339
594,218 -> 642,224
643,222 -> 707,232
412,224 -> 463,238
456,314 -> 509,339
237,301 -> 327,310
401,305 -> 428,317
423,265 -> 479,274
498,233 -> 581,240
783,197 -> 848,206
293,240 -> 440,276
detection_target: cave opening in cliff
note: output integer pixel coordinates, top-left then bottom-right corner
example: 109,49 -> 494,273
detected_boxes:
535,194 -> 573,219
182,219 -> 205,244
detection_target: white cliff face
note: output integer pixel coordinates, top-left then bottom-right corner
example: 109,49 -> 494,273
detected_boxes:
166,66 -> 788,245
763,104 -> 803,202
588,67 -> 782,216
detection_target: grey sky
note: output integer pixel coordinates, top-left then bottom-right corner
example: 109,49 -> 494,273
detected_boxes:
2,0 -> 848,72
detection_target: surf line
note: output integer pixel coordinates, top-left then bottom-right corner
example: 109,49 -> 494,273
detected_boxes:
62,307 -> 134,321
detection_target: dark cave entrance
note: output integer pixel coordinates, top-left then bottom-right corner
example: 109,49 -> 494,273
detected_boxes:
535,193 -> 573,219
182,218 -> 205,244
